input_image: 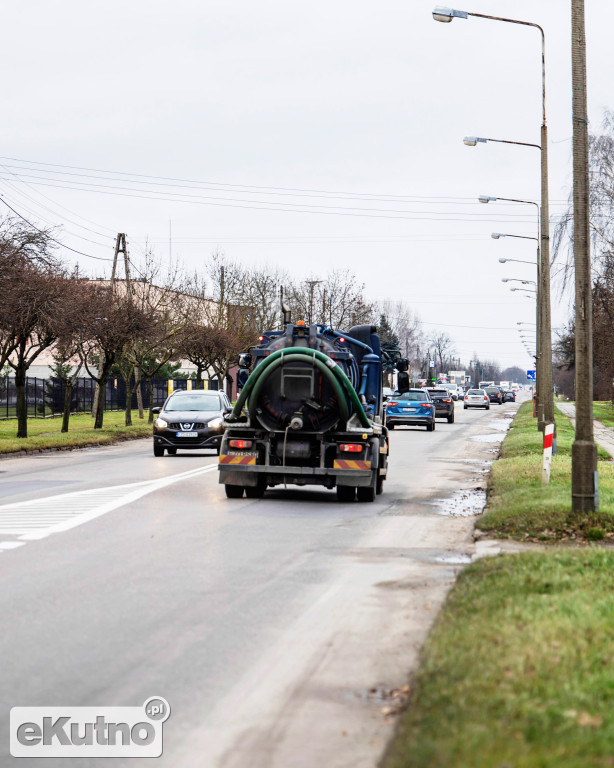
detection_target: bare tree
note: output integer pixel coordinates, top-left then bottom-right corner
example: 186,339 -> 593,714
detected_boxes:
554,109 -> 614,283
286,270 -> 373,329
78,284 -> 152,429
430,331 -> 456,374
0,220 -> 69,437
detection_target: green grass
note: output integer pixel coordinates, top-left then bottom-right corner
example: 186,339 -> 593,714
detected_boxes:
0,411 -> 151,454
477,403 -> 614,541
383,550 -> 614,768
593,401 -> 614,428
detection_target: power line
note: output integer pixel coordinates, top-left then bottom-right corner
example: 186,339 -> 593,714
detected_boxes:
0,196 -> 114,262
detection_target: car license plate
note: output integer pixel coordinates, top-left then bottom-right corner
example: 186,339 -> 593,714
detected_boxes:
403,407 -> 417,412
176,431 -> 198,437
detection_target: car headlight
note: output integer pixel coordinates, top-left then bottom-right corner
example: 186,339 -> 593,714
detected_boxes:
208,417 -> 223,430
154,417 -> 168,429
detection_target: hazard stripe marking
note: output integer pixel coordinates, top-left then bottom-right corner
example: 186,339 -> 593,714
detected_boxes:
333,460 -> 371,470
219,454 -> 257,466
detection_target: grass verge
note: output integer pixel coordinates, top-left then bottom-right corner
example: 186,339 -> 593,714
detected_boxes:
593,401 -> 614,428
0,411 -> 151,455
383,550 -> 614,768
477,402 -> 614,541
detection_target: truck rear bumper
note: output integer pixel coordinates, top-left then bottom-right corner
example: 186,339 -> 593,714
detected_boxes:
218,463 -> 375,488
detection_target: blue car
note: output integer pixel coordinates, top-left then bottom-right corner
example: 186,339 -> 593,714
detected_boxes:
385,389 -> 436,431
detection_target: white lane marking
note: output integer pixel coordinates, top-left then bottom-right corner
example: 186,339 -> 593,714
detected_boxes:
0,464 -> 218,543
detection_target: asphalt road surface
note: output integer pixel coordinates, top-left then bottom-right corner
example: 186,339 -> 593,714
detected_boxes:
0,397 -> 521,767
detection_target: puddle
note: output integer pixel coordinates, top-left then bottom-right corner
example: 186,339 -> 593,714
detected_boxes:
471,433 -> 508,443
433,553 -> 472,564
491,418 -> 512,430
430,488 -> 487,517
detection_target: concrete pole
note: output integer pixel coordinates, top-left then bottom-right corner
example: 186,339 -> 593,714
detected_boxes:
571,0 -> 597,512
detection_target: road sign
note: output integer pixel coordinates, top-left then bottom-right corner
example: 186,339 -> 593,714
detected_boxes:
527,370 -> 536,381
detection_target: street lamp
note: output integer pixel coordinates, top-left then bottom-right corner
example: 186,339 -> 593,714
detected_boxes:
502,278 -> 537,286
436,7 -> 554,433
465,136 -> 541,151
480,194 -> 546,427
499,257 -> 536,265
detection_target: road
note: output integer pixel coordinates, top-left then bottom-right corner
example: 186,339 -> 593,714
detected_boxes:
0,397 -> 520,767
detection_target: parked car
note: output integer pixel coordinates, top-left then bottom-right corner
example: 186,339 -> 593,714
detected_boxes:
463,388 -> 490,410
426,388 -> 455,423
385,389 -> 436,431
484,386 -> 505,405
504,389 -> 516,402
152,390 -> 232,456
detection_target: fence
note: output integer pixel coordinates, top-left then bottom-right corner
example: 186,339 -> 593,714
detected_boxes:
0,376 -> 219,420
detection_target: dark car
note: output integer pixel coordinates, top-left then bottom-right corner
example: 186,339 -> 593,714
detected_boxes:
385,389 -> 436,431
484,386 -> 505,405
504,389 -> 516,402
152,390 -> 232,456
426,388 -> 455,423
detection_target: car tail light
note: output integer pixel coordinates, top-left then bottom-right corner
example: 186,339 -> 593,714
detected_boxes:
464,395 -> 468,400
419,402 -> 430,407
484,396 -> 488,401
387,401 -> 398,407
229,439 -> 253,449
443,398 -> 452,403
339,443 -> 362,452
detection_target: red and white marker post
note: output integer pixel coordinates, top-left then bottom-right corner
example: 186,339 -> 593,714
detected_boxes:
542,423 -> 555,484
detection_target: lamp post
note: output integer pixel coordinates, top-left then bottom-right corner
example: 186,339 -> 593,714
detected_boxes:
571,0 -> 597,511
481,195 -> 543,425
434,7 -> 553,432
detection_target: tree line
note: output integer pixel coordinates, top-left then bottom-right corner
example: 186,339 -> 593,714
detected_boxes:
0,221 -> 436,438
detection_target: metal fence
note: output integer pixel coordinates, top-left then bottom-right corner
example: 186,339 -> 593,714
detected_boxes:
0,376 -> 218,420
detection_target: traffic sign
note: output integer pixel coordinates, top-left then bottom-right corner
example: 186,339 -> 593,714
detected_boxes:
527,370 -> 536,381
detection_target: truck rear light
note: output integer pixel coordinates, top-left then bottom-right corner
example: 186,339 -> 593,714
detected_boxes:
229,439 -> 253,449
339,443 -> 362,453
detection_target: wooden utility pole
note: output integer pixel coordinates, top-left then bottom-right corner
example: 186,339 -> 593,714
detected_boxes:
92,233 -> 133,419
571,0 -> 598,511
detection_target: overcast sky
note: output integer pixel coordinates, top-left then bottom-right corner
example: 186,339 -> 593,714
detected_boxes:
2,1 -> 612,370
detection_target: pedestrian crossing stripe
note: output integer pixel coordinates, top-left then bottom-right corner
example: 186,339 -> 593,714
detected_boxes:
219,454 -> 257,465
333,460 -> 371,471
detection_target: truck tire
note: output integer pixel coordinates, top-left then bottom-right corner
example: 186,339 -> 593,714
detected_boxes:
387,423 -> 395,430
337,486 -> 356,502
357,470 -> 377,503
225,485 -> 244,499
376,472 -> 384,495
245,479 -> 266,499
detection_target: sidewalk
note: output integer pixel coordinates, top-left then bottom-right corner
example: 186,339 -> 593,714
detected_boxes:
556,401 -> 614,458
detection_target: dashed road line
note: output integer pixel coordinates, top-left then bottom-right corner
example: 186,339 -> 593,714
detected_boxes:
0,464 -> 217,547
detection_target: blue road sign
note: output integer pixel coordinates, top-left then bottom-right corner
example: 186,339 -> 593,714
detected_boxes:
527,370 -> 536,381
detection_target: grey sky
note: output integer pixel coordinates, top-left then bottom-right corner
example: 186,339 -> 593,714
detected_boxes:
2,1 -> 612,369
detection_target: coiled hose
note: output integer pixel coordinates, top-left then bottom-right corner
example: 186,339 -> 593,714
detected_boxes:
230,346 -> 371,429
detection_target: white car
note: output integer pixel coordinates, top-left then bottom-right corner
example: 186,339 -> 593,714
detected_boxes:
445,383 -> 459,401
463,388 -> 490,410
